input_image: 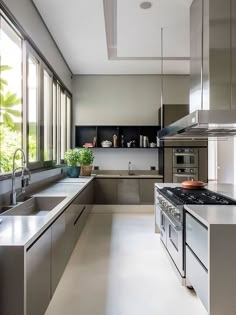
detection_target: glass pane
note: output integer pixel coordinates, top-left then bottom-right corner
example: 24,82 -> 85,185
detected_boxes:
27,54 -> 39,162
52,81 -> 57,161
66,96 -> 71,150
43,69 -> 52,161
56,84 -> 61,164
60,90 -> 66,159
0,16 -> 23,174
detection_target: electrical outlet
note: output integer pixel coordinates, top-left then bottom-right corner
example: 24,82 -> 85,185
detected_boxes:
94,166 -> 99,170
150,166 -> 156,171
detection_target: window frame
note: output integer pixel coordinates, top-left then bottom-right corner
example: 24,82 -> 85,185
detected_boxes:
0,7 -> 72,177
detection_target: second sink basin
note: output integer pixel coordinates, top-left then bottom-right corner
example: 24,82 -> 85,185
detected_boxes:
2,196 -> 66,216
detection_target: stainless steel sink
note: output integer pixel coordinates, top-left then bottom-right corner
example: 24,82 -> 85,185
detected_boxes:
1,196 -> 66,216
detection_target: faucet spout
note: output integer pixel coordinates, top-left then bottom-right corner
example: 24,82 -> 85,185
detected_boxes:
11,149 -> 31,205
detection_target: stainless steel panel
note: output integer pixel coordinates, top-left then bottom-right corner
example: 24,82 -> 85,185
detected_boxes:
155,189 -> 161,230
166,214 -> 184,276
190,0 -> 203,113
173,173 -> 198,183
198,147 -> 208,182
186,246 -> 208,311
173,148 -> 199,168
26,228 -> 51,315
95,179 -> 118,204
209,0 -> 231,111
232,0 -> 236,109
164,148 -> 173,182
186,213 -> 208,269
160,211 -> 167,247
117,179 -> 140,204
51,212 -> 67,295
140,179 -> 161,204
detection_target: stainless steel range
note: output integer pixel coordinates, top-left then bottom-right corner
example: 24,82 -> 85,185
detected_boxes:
155,186 -> 236,282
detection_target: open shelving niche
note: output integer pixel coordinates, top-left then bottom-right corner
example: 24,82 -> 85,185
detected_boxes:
75,125 -> 161,149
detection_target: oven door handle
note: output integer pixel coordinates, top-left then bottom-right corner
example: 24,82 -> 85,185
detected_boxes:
174,174 -> 196,177
174,153 -> 195,156
162,211 -> 182,231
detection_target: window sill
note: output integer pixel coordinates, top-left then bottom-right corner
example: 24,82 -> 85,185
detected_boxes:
0,165 -> 65,181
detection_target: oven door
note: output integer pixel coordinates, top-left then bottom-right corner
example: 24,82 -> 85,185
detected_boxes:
173,173 -> 198,183
173,148 -> 198,168
164,213 -> 184,276
160,210 -> 167,247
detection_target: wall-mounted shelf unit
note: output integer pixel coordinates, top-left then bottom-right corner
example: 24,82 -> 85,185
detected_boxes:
75,125 -> 161,149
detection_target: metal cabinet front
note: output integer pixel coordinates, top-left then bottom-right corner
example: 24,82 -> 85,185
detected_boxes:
160,211 -> 167,246
51,212 -> 67,295
186,246 -> 208,311
186,213 -> 208,269
140,179 -> 162,204
26,228 -> 51,315
166,215 -> 184,276
117,179 -> 140,204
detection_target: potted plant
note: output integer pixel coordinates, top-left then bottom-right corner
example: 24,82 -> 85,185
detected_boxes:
64,149 -> 81,178
78,147 -> 94,176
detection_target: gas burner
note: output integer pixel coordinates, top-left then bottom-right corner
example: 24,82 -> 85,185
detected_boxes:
161,187 -> 236,206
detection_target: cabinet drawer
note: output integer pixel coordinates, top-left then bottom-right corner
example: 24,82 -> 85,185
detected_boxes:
186,246 -> 208,311
186,213 -> 208,268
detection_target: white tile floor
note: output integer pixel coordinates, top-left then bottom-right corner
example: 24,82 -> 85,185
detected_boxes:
45,212 -> 208,315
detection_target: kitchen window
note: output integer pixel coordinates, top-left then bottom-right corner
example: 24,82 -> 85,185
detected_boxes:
0,14 -> 23,173
0,10 -> 72,175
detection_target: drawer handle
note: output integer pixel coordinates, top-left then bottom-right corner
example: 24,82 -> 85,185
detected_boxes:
74,206 -> 86,226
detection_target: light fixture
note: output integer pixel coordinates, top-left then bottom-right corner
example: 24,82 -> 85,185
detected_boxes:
140,1 -> 152,9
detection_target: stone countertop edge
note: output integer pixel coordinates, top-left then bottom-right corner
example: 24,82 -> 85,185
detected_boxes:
155,182 -> 236,227
95,174 -> 163,179
0,176 -> 95,248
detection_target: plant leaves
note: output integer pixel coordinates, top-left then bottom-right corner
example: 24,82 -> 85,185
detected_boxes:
2,112 -> 14,128
0,65 -> 12,72
0,91 -> 21,107
5,109 -> 21,117
0,78 -> 8,90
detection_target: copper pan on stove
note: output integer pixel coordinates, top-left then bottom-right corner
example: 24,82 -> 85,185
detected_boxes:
181,180 -> 206,190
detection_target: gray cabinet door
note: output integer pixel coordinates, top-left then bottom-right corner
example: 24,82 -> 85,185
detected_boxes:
26,228 -> 51,315
140,179 -> 162,204
51,212 -> 67,295
117,179 -> 140,204
95,179 -> 118,204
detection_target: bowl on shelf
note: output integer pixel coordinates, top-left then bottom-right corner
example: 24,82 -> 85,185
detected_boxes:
101,140 -> 112,148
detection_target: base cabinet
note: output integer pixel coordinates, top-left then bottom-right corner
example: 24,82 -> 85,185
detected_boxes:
26,228 -> 51,315
51,212 -> 67,295
95,178 -> 163,204
1,180 -> 94,315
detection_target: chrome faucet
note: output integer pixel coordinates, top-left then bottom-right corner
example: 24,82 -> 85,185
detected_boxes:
11,148 -> 31,205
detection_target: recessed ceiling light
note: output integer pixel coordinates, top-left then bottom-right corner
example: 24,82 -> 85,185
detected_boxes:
140,1 -> 152,9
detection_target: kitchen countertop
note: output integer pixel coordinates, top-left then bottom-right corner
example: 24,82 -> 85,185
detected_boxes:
93,170 -> 163,179
155,182 -> 236,227
0,177 -> 94,248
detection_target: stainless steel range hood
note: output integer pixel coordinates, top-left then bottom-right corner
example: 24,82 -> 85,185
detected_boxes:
159,0 -> 236,139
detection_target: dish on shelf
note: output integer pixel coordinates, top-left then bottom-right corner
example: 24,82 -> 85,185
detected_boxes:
83,143 -> 93,147
101,140 -> 112,148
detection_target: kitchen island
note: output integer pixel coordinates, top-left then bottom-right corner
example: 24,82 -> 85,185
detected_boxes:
155,182 -> 236,315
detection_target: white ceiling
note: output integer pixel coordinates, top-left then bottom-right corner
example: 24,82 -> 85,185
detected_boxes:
33,0 -> 192,75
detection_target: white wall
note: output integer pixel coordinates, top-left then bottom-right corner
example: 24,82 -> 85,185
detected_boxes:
93,149 -> 158,171
217,138 -> 235,184
73,75 -> 189,170
2,0 -> 72,91
73,75 -> 189,125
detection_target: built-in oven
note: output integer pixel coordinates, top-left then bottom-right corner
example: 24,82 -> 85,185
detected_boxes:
173,148 -> 198,168
164,212 -> 184,277
173,167 -> 198,183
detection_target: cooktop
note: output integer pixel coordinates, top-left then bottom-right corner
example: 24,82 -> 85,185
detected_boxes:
160,187 -> 236,206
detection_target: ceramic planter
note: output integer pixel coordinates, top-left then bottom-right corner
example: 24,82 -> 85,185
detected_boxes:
80,165 -> 93,176
67,166 -> 81,178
